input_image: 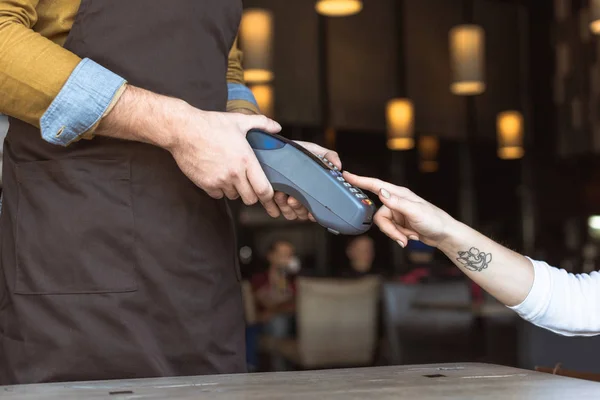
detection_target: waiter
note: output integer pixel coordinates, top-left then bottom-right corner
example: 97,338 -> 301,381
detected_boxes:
0,0 -> 340,384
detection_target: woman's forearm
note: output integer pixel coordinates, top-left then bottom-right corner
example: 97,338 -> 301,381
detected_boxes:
436,219 -> 600,336
438,220 -> 534,307
343,171 -> 600,336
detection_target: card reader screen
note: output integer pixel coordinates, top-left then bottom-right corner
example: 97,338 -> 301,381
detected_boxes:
249,130 -> 336,171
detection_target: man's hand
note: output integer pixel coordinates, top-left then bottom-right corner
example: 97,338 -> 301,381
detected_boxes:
97,85 -> 283,217
169,110 -> 285,217
226,108 -> 342,222
275,141 -> 342,222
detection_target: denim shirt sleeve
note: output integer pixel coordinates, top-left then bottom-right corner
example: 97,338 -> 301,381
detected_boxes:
40,58 -> 127,147
227,83 -> 258,107
40,64 -> 256,147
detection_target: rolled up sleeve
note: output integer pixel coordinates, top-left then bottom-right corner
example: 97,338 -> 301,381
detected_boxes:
40,59 -> 127,146
227,83 -> 259,114
0,1 -> 126,146
226,35 -> 259,115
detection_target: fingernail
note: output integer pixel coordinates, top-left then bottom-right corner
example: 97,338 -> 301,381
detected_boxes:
409,235 -> 419,241
381,188 -> 391,199
397,240 -> 405,248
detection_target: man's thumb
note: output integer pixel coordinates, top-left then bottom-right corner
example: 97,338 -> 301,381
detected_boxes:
243,114 -> 282,134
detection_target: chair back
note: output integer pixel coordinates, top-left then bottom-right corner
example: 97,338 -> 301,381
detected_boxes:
241,280 -> 257,325
296,276 -> 381,368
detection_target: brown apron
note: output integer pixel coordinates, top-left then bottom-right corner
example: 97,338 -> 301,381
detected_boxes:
0,0 -> 245,385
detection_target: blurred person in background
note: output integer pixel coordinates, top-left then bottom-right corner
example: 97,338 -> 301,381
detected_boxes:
344,172 -> 600,337
341,235 -> 386,362
250,240 -> 299,370
342,235 -> 378,278
252,240 -> 299,321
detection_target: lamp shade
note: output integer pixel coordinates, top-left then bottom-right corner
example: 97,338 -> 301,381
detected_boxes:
239,9 -> 274,83
386,98 -> 414,150
419,135 -> 440,173
589,215 -> 600,240
592,0 -> 600,34
497,111 -> 524,160
449,24 -> 486,95
316,0 -> 362,17
250,84 -> 275,118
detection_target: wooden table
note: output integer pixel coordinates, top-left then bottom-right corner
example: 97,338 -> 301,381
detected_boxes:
2,363 -> 600,399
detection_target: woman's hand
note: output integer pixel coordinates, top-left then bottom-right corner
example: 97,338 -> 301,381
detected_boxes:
346,172 -> 537,310
344,172 -> 456,248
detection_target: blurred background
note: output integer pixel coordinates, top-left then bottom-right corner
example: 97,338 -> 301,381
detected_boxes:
233,0 -> 600,374
2,0 -> 600,376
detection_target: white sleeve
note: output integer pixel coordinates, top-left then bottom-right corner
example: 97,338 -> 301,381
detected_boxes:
509,258 -> 600,336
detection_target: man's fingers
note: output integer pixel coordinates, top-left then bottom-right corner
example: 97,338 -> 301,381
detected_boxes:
246,158 -> 280,218
294,141 -> 342,170
272,192 -> 311,221
205,188 -> 225,200
274,192 -> 297,220
323,151 -> 342,170
374,207 -> 409,247
288,196 -> 309,221
239,114 -> 282,134
235,179 -> 258,205
222,185 -> 240,201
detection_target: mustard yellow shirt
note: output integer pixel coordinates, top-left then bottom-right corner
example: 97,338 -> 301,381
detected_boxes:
0,0 -> 256,131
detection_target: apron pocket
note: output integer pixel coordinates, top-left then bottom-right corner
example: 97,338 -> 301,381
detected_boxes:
14,158 -> 137,295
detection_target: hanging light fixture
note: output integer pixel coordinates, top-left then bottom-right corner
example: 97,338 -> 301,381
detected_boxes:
316,0 -> 362,17
589,215 -> 600,240
239,9 -> 274,84
419,135 -> 440,173
250,84 -> 275,118
591,0 -> 600,34
449,24 -> 486,95
386,98 -> 415,150
497,111 -> 525,160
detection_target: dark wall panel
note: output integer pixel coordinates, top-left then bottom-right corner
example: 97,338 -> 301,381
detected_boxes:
243,0 -> 321,126
404,0 -> 465,139
243,0 -> 525,137
552,0 -> 597,158
474,0 -> 522,141
327,0 -> 398,132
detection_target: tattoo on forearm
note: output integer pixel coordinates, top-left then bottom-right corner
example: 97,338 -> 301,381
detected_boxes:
456,247 -> 492,272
